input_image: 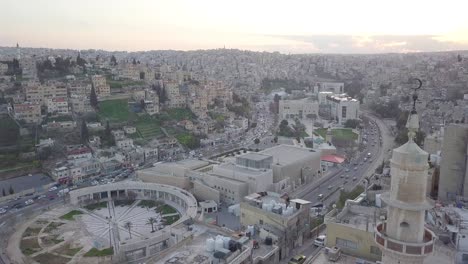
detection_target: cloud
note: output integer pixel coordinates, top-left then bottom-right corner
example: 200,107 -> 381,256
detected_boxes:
267,34 -> 468,53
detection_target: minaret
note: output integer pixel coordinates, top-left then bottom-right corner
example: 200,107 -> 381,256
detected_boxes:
16,43 -> 21,60
375,80 -> 436,264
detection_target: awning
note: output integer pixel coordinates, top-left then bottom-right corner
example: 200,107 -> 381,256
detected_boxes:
321,155 -> 345,164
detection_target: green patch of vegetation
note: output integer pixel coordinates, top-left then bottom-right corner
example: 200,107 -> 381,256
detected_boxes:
139,200 -> 161,208
164,108 -> 195,121
315,128 -> 358,141
60,210 -> 83,221
34,252 -> 70,264
157,204 -> 177,214
107,78 -> 145,89
310,216 -> 324,229
23,227 -> 43,237
336,186 -> 365,209
20,238 -> 40,255
163,215 -> 180,225
135,114 -> 162,139
84,201 -> 107,211
114,200 -> 134,207
45,115 -> 74,123
44,222 -> 64,233
0,115 -> 19,147
176,132 -> 201,149
98,99 -> 132,122
84,247 -> 114,257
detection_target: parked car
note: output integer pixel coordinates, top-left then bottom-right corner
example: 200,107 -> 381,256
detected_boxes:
318,194 -> 324,199
48,186 -> 58,192
0,208 -> 7,214
314,235 -> 327,247
288,255 -> 307,264
25,199 -> 34,205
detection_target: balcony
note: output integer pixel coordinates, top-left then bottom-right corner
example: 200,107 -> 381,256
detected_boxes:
374,223 -> 436,256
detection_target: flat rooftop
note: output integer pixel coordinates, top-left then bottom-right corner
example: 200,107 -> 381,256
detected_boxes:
237,152 -> 272,161
154,224 -> 250,264
260,144 -> 319,164
217,162 -> 270,176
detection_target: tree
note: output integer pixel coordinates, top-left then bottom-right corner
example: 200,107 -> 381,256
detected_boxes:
9,185 -> 14,195
80,120 -> 89,144
458,54 -> 463,62
132,58 -> 137,65
147,217 -> 157,233
105,120 -> 111,137
344,119 -> 360,129
2,188 -> 5,197
110,55 -> 117,66
254,138 -> 260,145
90,83 -> 99,110
140,99 -> 146,110
124,221 -> 133,238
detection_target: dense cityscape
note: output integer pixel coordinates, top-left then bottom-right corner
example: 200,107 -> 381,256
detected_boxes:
1,3 -> 468,264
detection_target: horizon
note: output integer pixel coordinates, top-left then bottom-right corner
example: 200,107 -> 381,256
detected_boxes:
2,0 -> 468,54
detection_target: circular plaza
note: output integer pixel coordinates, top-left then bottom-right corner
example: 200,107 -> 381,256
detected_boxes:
12,182 -> 197,264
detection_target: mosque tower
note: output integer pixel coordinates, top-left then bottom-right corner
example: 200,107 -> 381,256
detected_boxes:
16,43 -> 21,60
374,81 -> 436,264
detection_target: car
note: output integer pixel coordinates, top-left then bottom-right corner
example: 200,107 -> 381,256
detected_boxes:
344,174 -> 349,179
354,167 -> 358,170
327,185 -> 333,190
318,194 -> 324,199
343,180 -> 348,184
288,255 -> 307,264
37,195 -> 46,200
0,208 -> 6,214
48,186 -> 58,192
345,168 -> 350,172
353,177 -> 357,181
314,235 -> 326,247
25,199 -> 34,205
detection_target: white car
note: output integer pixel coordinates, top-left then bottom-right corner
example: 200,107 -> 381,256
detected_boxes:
314,235 -> 326,247
0,208 -> 7,214
48,186 -> 58,192
25,199 -> 34,205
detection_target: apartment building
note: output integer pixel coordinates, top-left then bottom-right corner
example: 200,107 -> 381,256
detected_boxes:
13,102 -> 42,123
325,94 -> 360,125
46,97 -> 69,115
91,75 -> 110,97
278,98 -> 319,119
25,81 -> 67,105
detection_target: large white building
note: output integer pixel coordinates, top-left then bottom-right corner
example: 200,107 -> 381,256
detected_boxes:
325,94 -> 360,125
278,98 -> 319,119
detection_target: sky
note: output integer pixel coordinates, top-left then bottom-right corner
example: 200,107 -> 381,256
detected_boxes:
1,0 -> 468,54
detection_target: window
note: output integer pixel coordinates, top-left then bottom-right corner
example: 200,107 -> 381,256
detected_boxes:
400,222 -> 409,228
336,238 -> 357,250
463,254 -> 468,261
370,246 -> 381,255
259,219 -> 263,225
341,106 -> 347,118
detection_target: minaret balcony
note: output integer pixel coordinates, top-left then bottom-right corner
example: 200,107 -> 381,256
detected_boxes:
374,222 -> 436,256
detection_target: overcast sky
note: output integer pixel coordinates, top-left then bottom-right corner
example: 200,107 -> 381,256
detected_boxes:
1,0 -> 468,54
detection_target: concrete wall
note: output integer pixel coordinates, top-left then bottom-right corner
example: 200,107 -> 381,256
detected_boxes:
211,165 -> 273,193
438,124 -> 468,201
192,181 -> 220,203
326,221 -> 382,262
200,174 -> 249,204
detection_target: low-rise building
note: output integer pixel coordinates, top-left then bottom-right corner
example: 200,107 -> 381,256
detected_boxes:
46,97 -> 69,115
123,126 -> 137,134
116,138 -> 134,150
240,192 -> 311,261
325,202 -> 384,262
12,102 -> 42,123
91,74 -> 111,97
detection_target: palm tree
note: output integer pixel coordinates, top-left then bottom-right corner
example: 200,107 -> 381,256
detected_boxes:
147,217 -> 157,233
124,221 -> 133,239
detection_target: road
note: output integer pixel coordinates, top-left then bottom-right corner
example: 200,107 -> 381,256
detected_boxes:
286,112 -> 393,262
